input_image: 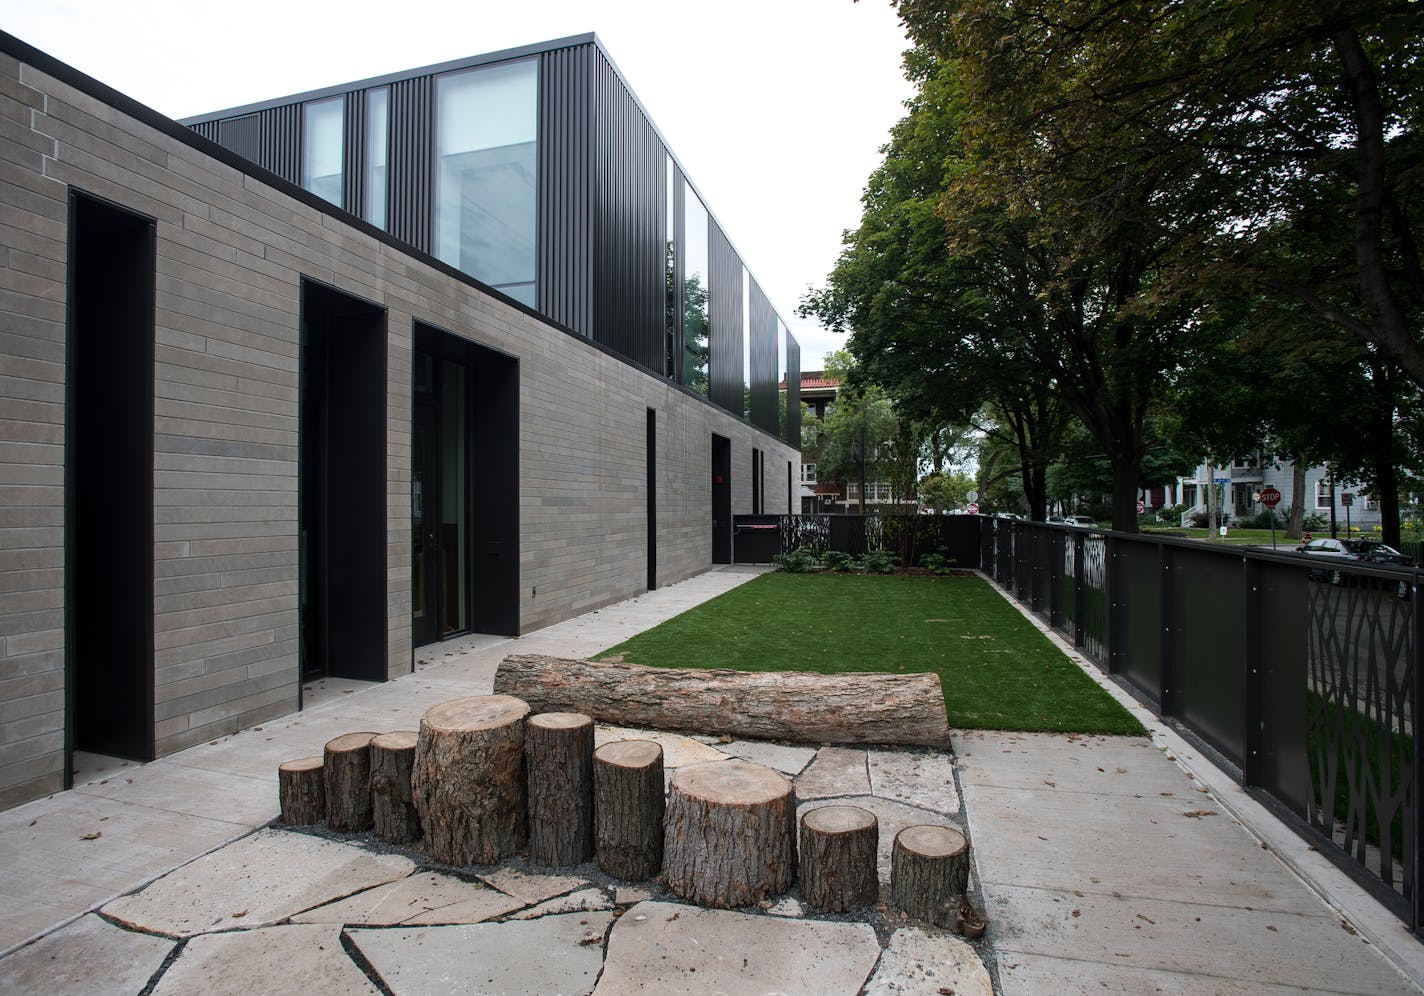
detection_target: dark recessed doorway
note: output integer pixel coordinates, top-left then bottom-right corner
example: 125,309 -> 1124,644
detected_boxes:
711,434 -> 731,564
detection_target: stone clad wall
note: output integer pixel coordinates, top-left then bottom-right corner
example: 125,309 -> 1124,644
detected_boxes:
0,48 -> 796,810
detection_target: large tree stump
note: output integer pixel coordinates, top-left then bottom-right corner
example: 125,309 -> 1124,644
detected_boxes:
799,805 -> 879,913
526,712 -> 594,866
593,740 -> 665,881
891,824 -> 971,928
663,759 -> 795,908
411,695 -> 530,866
370,730 -> 421,845
494,654 -> 948,747
278,756 -> 325,827
324,732 -> 378,833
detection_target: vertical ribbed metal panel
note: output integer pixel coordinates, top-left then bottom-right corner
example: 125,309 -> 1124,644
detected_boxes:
190,119 -> 220,143
786,333 -> 801,446
670,162 -> 685,384
708,221 -> 744,416
343,90 -> 365,217
748,279 -> 777,433
592,50 -> 663,370
258,103 -> 301,183
216,114 -> 260,161
388,76 -> 432,254
538,45 -> 594,337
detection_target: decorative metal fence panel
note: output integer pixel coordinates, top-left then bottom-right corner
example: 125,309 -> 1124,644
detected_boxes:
1080,533 -> 1108,666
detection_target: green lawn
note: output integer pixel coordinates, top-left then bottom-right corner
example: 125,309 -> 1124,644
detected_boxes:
598,572 -> 1143,735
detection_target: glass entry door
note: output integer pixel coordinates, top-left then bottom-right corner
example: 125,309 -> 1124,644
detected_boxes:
412,350 -> 470,646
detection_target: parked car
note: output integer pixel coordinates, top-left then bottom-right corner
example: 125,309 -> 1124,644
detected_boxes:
1064,515 -> 1097,528
1295,537 -> 1416,597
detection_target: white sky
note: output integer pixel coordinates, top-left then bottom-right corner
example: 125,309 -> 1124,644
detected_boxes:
5,0 -> 914,369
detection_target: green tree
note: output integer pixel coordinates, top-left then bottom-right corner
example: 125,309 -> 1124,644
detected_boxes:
920,469 -> 976,512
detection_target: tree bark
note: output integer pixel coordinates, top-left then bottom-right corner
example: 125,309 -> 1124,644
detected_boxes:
594,739 -> 665,881
494,656 -> 948,748
891,824 -> 971,928
324,732 -> 377,833
411,695 -> 530,866
799,805 -> 879,913
526,712 -> 594,867
370,730 -> 421,845
278,756 -> 325,827
1287,460 -> 1306,539
663,760 -> 795,909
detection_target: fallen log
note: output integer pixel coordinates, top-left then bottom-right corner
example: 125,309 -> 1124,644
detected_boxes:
493,655 -> 949,747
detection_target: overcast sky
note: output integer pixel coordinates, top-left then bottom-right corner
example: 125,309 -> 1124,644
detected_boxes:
6,0 -> 914,369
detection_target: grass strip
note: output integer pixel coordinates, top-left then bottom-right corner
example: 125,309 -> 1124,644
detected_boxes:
598,572 -> 1143,735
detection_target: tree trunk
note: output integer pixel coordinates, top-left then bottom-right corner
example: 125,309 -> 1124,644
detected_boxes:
1373,453 -> 1402,548
798,805 -> 879,913
594,740 -> 666,881
891,824 -> 971,928
1287,461 -> 1306,539
526,712 -> 594,867
370,731 -> 421,845
411,695 -> 530,866
278,756 -> 325,827
324,732 -> 377,833
1109,455 -> 1143,533
494,655 -> 948,748
663,760 -> 795,909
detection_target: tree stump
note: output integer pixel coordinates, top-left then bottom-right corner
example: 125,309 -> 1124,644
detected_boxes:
411,695 -> 530,866
526,712 -> 594,866
663,759 -> 795,908
593,740 -> 665,881
798,805 -> 879,913
278,756 -> 325,827
324,732 -> 378,833
370,730 -> 421,845
891,824 -> 971,928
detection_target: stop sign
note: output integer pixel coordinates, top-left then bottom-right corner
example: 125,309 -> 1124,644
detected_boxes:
966,502 -> 979,515
1136,500 -> 1145,515
1259,486 -> 1282,508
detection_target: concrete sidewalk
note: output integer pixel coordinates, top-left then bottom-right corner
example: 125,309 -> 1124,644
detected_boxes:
0,564 -> 1419,994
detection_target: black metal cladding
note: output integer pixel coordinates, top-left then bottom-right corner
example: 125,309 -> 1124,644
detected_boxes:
786,335 -> 801,446
190,119 -> 219,143
708,221 -> 743,416
538,45 -> 594,337
259,103 -> 301,183
342,90 -> 364,218
215,114 -> 258,162
748,278 -> 777,433
388,76 -> 432,254
592,51 -> 664,369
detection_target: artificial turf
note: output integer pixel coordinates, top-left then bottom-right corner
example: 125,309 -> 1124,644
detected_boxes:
597,572 -> 1144,735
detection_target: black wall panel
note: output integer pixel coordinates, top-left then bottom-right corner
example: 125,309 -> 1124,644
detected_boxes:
216,114 -> 259,162
708,221 -> 743,416
258,104 -> 300,184
388,76 -> 432,254
786,334 -> 801,447
342,90 -> 365,218
190,119 -> 219,143
748,278 -> 777,433
592,51 -> 664,370
538,45 -> 594,338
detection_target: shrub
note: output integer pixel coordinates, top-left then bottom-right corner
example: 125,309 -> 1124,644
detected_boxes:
774,548 -> 816,573
821,550 -> 857,573
1240,509 -> 1285,529
1302,512 -> 1328,532
859,550 -> 897,574
919,550 -> 957,575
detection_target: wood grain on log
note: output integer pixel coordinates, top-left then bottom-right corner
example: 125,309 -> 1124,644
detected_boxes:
494,655 -> 948,747
891,824 -> 971,928
411,695 -> 530,866
324,732 -> 377,833
663,759 -> 795,908
370,730 -> 421,845
278,756 -> 325,827
593,740 -> 665,881
799,805 -> 879,913
526,712 -> 594,866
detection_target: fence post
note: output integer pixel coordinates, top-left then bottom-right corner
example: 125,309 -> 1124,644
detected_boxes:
1159,542 -> 1176,717
1073,532 -> 1085,648
1241,555 -> 1262,787
1107,532 -> 1122,675
1412,575 -> 1423,931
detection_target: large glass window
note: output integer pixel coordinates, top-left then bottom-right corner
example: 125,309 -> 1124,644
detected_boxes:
683,184 -> 710,397
435,60 -> 538,305
777,319 -> 788,436
302,97 -> 344,206
364,87 -> 388,229
664,158 -> 677,379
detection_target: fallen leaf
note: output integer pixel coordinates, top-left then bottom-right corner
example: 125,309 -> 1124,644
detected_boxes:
1182,810 -> 1217,819
231,910 -> 247,918
578,935 -> 600,946
1266,925 -> 1277,932
1341,920 -> 1358,936
80,832 -> 101,841
1136,914 -> 1155,925
1071,909 -> 1080,918
1159,792 -> 1173,797
1043,780 -> 1056,788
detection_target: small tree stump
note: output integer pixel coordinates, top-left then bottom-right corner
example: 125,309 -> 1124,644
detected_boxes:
663,759 -> 795,908
593,740 -> 665,881
799,805 -> 878,913
526,712 -> 594,866
411,695 -> 530,866
324,732 -> 378,833
891,824 -> 971,928
370,730 -> 421,845
278,756 -> 325,826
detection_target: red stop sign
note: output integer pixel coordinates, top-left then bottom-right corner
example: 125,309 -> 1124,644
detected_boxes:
1259,486 -> 1282,508
966,502 -> 979,515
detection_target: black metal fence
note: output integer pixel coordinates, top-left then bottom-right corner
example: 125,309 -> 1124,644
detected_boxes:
750,513 -> 1422,931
